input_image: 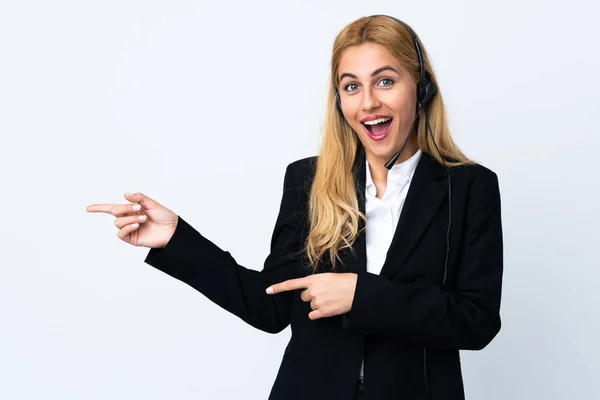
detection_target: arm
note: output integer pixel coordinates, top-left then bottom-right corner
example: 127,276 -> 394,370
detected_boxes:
342,169 -> 503,350
144,164 -> 303,334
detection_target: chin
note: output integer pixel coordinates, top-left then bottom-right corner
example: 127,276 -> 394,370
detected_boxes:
363,139 -> 400,158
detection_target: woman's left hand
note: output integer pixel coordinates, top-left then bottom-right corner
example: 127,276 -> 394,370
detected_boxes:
266,273 -> 358,320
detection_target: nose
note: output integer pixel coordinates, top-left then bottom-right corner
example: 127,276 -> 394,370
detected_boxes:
361,86 -> 381,112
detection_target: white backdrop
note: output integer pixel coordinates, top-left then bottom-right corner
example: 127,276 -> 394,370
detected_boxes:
1,0 -> 598,399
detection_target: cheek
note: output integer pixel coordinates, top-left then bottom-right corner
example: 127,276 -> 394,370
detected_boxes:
385,95 -> 413,115
348,121 -> 366,138
341,107 -> 364,133
342,97 -> 361,117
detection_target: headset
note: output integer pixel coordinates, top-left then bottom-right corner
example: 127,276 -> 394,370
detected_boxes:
334,15 -> 452,399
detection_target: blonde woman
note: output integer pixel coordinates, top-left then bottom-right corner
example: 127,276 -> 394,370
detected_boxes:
87,15 -> 503,400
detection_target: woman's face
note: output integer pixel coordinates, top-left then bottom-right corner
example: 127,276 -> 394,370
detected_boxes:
337,42 -> 418,165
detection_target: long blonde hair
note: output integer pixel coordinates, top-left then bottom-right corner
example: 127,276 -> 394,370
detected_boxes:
305,15 -> 474,272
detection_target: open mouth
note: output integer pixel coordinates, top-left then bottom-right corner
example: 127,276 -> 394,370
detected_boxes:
362,117 -> 393,137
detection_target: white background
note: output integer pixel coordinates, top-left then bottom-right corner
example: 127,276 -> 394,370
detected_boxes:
1,0 -> 599,399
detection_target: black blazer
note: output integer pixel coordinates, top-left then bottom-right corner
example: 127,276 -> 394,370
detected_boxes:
144,148 -> 503,400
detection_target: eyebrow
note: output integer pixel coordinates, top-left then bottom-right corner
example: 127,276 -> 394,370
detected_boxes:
338,66 -> 400,83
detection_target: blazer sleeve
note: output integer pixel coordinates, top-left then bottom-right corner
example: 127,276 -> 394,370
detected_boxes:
143,163 -> 303,334
342,168 -> 503,350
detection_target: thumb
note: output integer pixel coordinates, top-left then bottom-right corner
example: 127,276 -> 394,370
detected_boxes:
124,192 -> 159,209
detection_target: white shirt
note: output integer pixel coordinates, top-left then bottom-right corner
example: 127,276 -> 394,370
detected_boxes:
359,148 -> 422,379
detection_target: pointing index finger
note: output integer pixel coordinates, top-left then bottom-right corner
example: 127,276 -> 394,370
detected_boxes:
86,204 -> 116,213
86,203 -> 141,215
266,276 -> 311,294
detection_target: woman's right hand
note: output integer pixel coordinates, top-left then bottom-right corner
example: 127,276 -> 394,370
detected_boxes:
86,192 -> 178,249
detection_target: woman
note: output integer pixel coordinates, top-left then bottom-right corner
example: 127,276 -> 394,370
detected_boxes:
87,15 -> 503,400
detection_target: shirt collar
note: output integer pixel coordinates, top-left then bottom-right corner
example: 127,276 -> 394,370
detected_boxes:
365,148 -> 422,190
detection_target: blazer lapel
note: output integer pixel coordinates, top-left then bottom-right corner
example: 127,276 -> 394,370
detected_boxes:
379,151 -> 447,279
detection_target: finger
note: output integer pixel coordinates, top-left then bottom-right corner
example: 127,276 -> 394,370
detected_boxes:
308,310 -> 324,320
117,222 -> 139,241
115,214 -> 147,229
266,276 -> 311,294
300,289 -> 312,302
86,203 -> 116,213
87,203 -> 142,216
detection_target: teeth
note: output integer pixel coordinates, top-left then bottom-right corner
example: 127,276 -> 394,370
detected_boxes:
363,117 -> 392,125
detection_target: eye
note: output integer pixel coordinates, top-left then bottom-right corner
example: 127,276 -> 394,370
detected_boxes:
343,83 -> 359,92
379,78 -> 394,87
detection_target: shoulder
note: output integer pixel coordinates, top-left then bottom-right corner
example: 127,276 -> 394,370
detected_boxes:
447,160 -> 501,209
284,155 -> 318,192
451,161 -> 498,185
422,151 -> 500,191
287,155 -> 318,176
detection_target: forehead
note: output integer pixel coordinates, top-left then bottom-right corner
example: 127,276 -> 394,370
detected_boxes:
338,42 -> 405,79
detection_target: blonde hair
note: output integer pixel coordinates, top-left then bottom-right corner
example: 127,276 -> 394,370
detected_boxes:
304,15 -> 474,272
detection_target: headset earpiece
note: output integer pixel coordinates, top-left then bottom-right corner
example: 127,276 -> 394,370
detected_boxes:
417,74 -> 437,106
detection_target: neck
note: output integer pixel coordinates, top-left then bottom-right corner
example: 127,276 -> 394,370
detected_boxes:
366,138 -> 419,185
